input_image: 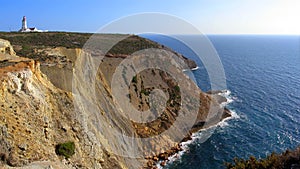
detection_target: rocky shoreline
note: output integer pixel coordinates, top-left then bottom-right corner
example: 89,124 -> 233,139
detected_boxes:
146,93 -> 232,169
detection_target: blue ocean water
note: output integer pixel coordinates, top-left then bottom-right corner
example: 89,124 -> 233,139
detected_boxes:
142,34 -> 300,169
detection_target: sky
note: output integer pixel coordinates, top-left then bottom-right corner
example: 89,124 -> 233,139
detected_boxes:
1,0 -> 299,34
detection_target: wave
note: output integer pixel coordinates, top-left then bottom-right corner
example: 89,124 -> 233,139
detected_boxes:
156,90 -> 239,168
215,110 -> 239,128
182,66 -> 199,72
218,90 -> 235,107
191,66 -> 200,71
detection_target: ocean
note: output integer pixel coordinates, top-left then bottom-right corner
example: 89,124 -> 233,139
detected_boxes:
141,34 -> 300,169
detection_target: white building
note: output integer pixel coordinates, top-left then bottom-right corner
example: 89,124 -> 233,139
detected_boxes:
19,16 -> 47,32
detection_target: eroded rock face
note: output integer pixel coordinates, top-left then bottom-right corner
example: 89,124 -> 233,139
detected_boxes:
0,39 -> 15,56
0,44 -> 122,168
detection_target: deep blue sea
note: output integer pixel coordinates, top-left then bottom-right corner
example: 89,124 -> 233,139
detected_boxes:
142,34 -> 300,169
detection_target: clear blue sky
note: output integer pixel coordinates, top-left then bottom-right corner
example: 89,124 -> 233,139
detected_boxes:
1,0 -> 299,34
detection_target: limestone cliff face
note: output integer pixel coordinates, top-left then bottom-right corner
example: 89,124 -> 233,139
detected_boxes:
37,47 -> 79,92
0,41 -> 125,169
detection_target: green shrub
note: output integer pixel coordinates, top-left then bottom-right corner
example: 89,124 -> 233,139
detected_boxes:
174,85 -> 180,93
225,147 -> 300,169
132,76 -> 137,83
55,141 -> 75,158
141,89 -> 150,96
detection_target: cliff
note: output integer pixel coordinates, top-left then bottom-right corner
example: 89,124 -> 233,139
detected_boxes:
0,33 -> 230,169
0,38 -> 126,168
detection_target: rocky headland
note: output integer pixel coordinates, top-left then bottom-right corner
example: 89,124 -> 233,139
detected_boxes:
0,32 -> 231,169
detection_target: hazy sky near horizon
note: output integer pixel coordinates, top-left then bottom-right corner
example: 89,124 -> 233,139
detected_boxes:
1,0 -> 299,34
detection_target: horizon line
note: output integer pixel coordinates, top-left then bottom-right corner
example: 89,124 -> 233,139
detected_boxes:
0,30 -> 299,36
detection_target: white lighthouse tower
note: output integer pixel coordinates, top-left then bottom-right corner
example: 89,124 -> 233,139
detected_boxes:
21,16 -> 27,31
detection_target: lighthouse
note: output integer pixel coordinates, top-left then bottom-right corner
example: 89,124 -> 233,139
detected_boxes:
21,16 -> 27,31
19,16 -> 46,32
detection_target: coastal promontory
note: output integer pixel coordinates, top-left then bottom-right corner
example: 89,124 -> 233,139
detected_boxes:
0,32 -> 230,169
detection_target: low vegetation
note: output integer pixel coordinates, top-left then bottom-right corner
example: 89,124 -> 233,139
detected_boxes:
174,85 -> 180,93
55,141 -> 75,158
0,32 -> 160,57
0,32 -> 91,48
108,35 -> 160,55
132,76 -> 137,83
226,146 -> 300,169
